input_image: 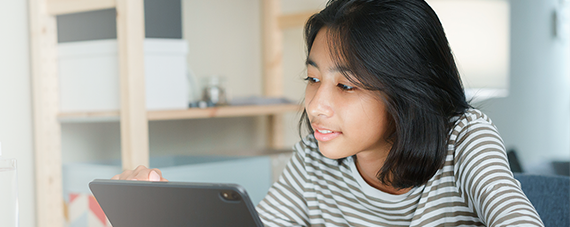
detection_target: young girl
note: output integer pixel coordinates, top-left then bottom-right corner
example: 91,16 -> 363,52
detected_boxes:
114,0 -> 543,226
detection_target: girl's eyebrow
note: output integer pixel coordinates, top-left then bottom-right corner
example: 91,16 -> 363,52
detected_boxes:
306,58 -> 318,68
306,58 -> 351,73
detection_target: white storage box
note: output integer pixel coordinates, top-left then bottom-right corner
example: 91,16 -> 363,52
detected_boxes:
58,38 -> 189,112
63,155 -> 272,227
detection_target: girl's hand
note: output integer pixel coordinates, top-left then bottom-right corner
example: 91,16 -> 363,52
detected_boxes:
111,165 -> 168,182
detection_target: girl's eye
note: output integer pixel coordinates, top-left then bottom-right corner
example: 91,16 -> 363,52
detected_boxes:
304,76 -> 320,83
337,83 -> 355,91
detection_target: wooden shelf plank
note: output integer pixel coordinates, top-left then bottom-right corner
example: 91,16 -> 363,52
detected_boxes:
58,104 -> 302,122
149,104 -> 301,121
58,111 -> 120,122
278,11 -> 318,29
47,0 -> 115,15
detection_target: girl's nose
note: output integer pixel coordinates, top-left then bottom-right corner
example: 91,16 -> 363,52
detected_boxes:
307,86 -> 334,118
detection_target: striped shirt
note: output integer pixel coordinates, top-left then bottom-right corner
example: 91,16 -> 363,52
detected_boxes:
256,109 -> 544,226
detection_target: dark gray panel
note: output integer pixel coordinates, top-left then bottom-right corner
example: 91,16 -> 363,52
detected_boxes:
144,0 -> 183,39
57,0 -> 182,43
57,9 -> 117,43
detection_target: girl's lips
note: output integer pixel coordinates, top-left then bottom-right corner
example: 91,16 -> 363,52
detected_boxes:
312,125 -> 342,142
314,130 -> 342,142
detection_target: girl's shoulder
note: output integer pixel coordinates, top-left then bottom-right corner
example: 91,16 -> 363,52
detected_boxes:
451,108 -> 493,126
448,108 -> 504,163
449,108 -> 497,141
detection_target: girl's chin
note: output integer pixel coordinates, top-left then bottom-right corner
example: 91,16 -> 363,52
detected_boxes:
317,143 -> 351,160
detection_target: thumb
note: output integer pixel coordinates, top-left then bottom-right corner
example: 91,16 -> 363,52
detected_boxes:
149,170 -> 161,182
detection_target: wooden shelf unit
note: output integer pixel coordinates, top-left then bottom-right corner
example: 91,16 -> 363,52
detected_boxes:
29,0 -> 313,226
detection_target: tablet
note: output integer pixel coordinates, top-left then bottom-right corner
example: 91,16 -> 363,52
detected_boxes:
89,179 -> 264,227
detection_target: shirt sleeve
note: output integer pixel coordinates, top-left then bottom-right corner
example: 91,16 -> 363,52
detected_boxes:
453,116 -> 544,227
256,142 -> 311,227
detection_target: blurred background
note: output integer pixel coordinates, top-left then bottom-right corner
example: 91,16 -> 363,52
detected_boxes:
0,0 -> 568,226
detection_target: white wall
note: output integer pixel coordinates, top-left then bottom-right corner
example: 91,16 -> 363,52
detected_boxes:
0,1 -> 36,227
479,0 -> 570,173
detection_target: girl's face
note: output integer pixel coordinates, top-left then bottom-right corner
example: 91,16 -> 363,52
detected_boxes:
305,29 -> 392,160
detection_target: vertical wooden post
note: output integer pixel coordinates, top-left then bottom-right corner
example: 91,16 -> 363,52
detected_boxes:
29,0 -> 64,226
262,0 -> 283,98
262,0 -> 285,149
116,0 -> 149,170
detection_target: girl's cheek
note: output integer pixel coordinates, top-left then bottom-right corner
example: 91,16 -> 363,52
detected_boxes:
304,85 -> 316,104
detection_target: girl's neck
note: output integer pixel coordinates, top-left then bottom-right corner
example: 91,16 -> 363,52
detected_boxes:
354,153 -> 411,195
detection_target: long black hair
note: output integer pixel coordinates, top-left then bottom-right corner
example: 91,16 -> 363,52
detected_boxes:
299,0 -> 471,189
